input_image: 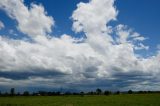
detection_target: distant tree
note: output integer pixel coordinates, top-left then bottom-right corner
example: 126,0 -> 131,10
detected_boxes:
116,91 -> 120,95
80,91 -> 84,97
73,92 -> 78,95
56,91 -> 60,95
4,92 -> 9,96
0,91 -> 1,96
128,90 -> 133,94
104,90 -> 111,95
38,91 -> 47,96
17,92 -> 21,96
96,88 -> 102,95
23,91 -> 30,96
65,91 -> 71,95
32,92 -> 37,96
10,88 -> 15,96
47,92 -> 52,96
51,92 -> 56,95
138,91 -> 143,94
138,91 -> 146,94
87,91 -> 94,95
90,91 -> 94,95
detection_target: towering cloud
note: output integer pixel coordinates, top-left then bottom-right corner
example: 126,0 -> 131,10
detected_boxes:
0,0 -> 159,91
72,0 -> 117,34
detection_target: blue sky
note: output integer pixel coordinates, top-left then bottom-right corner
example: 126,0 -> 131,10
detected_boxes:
0,0 -> 160,92
30,0 -> 160,47
116,0 -> 160,53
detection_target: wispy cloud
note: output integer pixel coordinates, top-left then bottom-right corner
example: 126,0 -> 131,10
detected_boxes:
0,21 -> 4,30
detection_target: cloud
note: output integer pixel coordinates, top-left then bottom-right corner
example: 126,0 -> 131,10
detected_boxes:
0,0 -> 159,91
72,0 -> 117,34
134,43 -> 149,50
0,21 -> 4,30
0,0 -> 54,38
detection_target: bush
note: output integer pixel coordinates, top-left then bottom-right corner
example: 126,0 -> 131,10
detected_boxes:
128,90 -> 133,94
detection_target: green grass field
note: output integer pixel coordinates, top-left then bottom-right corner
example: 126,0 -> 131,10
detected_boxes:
0,94 -> 160,106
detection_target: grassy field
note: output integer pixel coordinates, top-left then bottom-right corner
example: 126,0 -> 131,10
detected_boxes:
0,94 -> 160,106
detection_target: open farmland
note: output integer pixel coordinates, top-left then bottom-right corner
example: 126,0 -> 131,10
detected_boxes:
0,94 -> 160,106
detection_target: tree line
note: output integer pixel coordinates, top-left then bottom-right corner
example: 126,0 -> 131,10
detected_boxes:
0,88 -> 160,96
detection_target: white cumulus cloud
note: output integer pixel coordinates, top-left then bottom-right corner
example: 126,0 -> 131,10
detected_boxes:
0,0 -> 159,91
0,0 -> 54,38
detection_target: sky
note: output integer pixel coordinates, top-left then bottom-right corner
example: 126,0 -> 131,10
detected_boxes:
0,0 -> 160,92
